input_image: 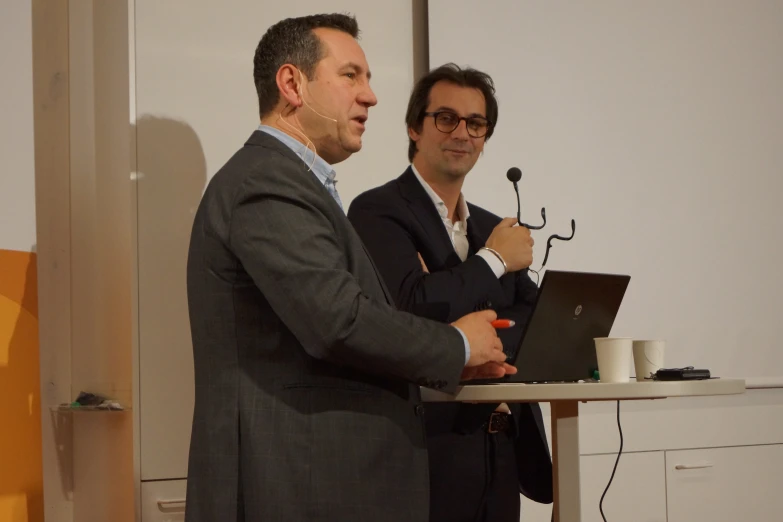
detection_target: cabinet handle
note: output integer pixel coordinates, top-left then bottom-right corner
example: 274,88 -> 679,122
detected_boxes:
674,463 -> 714,470
157,498 -> 186,511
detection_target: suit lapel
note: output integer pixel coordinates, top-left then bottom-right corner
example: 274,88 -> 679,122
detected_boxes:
397,168 -> 461,269
465,206 -> 487,255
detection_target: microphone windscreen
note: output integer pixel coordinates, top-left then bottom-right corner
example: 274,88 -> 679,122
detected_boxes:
506,167 -> 522,183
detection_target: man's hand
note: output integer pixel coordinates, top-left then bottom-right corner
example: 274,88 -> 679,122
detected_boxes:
452,310 -> 507,368
461,361 -> 517,381
485,217 -> 534,272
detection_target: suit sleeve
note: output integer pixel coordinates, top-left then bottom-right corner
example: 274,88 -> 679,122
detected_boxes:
516,265 -> 539,305
348,198 -> 507,322
348,201 -> 516,322
227,163 -> 465,392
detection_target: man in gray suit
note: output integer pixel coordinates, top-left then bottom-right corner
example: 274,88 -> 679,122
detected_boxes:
185,14 -> 516,522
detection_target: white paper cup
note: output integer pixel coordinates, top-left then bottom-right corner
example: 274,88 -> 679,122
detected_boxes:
594,337 -> 633,383
633,340 -> 665,381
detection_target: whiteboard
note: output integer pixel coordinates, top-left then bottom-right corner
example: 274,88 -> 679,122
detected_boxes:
134,1 -> 418,479
429,0 -> 783,381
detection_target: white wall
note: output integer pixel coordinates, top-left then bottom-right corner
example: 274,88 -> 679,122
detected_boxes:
133,1 -> 418,205
429,0 -> 783,383
0,0 -> 37,251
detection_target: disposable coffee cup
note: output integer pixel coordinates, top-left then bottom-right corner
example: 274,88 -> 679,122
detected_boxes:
633,340 -> 665,381
594,337 -> 632,383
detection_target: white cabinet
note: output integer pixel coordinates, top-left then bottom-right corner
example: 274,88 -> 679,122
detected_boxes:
141,480 -> 187,522
579,451 -> 666,522
519,451 -> 667,522
666,444 -> 783,522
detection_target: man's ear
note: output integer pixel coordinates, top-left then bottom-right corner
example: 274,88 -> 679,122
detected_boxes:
408,125 -> 421,143
276,64 -> 303,108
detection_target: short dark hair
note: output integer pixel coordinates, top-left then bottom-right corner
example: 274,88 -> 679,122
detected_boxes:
405,63 -> 499,162
253,14 -> 359,118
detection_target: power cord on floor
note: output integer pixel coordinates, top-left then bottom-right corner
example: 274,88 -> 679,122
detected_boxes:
599,400 -> 623,522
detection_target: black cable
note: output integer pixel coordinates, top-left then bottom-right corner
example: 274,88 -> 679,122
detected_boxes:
599,400 -> 623,522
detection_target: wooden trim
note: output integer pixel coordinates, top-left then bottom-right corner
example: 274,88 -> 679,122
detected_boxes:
33,1 -> 74,521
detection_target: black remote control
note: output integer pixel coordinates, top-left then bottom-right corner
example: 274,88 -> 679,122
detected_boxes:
654,367 -> 711,380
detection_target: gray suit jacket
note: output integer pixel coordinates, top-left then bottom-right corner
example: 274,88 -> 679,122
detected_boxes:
185,131 -> 466,522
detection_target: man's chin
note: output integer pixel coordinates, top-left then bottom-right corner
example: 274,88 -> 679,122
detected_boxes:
327,143 -> 361,164
446,157 -> 477,177
443,163 -> 472,179
343,136 -> 363,154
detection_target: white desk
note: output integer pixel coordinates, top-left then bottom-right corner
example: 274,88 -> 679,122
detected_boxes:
421,379 -> 746,522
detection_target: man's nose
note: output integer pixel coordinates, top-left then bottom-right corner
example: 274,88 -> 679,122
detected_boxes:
358,84 -> 378,107
450,119 -> 470,140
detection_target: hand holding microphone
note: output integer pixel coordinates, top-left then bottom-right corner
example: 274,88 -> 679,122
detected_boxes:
485,217 -> 534,272
479,166 -> 549,273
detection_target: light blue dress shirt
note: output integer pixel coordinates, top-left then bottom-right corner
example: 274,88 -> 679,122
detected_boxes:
258,125 -> 343,210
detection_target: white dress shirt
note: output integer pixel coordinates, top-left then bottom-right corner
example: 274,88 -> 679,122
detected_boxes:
410,165 -> 504,276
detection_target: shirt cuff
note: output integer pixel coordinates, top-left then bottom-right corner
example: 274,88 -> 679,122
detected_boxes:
476,249 -> 506,278
453,326 -> 470,365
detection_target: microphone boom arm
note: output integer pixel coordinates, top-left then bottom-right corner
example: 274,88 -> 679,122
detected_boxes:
519,206 -> 546,230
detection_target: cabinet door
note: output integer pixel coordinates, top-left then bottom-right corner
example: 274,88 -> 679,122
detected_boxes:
666,444 -> 783,522
519,451 -> 667,522
141,480 -> 186,522
580,451 -> 667,522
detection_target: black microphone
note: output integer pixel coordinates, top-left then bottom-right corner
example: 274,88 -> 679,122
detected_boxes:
506,167 -> 523,226
506,167 -> 522,183
506,167 -> 547,229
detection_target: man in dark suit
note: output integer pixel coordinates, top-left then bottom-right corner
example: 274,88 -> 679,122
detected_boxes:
348,64 -> 554,522
185,16 -> 518,522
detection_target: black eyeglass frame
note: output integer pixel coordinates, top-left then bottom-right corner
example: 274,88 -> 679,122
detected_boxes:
423,111 -> 493,138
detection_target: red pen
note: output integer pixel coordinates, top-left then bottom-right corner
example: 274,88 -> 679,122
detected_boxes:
491,319 -> 515,329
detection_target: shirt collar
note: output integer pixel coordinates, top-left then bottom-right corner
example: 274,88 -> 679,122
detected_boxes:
410,164 -> 470,227
257,125 -> 336,186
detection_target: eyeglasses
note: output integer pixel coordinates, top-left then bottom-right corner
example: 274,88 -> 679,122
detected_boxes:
424,111 -> 493,138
